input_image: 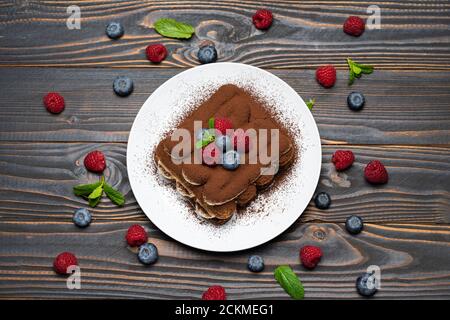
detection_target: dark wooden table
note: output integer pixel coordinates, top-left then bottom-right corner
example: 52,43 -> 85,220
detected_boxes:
0,0 -> 449,300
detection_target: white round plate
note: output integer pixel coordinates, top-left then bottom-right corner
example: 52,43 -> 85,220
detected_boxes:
127,62 -> 321,252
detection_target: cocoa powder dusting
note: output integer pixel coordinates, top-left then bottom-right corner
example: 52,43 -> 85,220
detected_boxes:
155,84 -> 296,220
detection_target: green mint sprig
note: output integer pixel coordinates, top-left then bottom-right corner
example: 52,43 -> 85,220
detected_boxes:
347,58 -> 374,85
306,98 -> 315,110
208,117 -> 215,130
73,176 -> 125,207
154,18 -> 195,39
274,265 -> 305,300
89,195 -> 102,208
103,183 -> 126,206
195,118 -> 216,149
73,180 -> 102,197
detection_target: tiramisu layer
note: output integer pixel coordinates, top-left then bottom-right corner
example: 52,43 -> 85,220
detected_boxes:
154,84 -> 295,223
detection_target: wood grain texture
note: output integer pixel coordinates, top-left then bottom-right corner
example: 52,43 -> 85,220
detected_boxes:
0,142 -> 448,224
1,1 -> 450,69
0,67 -> 449,144
0,221 -> 449,299
1,0 -> 450,301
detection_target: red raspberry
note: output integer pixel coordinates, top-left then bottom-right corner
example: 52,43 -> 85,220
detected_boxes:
364,160 -> 388,184
300,245 -> 322,269
146,44 -> 167,63
232,129 -> 250,153
252,9 -> 273,30
43,92 -> 65,114
214,118 -> 233,135
84,151 -> 106,173
125,224 -> 148,247
343,16 -> 365,37
202,143 -> 220,166
53,252 -> 78,275
202,285 -> 227,300
332,150 -> 355,171
316,65 -> 336,88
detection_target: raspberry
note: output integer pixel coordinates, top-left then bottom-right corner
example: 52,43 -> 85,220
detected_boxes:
146,44 -> 167,63
53,252 -> 78,275
202,285 -> 227,300
300,245 -> 322,269
316,65 -> 336,88
332,150 -> 355,171
252,9 -> 273,30
214,118 -> 233,135
232,129 -> 250,153
202,143 -> 220,166
43,92 -> 65,114
125,224 -> 148,247
84,150 -> 106,173
343,16 -> 365,37
364,160 -> 388,184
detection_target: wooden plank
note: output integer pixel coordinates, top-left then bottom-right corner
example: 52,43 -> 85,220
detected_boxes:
0,221 -> 449,299
0,68 -> 449,144
0,1 -> 450,69
0,142 -> 448,224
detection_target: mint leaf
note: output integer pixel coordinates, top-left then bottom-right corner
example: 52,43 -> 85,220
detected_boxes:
195,139 -> 204,149
353,61 -> 374,74
74,176 -> 122,208
88,185 -> 103,199
347,58 -> 374,85
358,65 -> 374,74
349,70 -> 356,85
104,183 -> 125,206
73,181 -> 102,197
352,65 -> 362,75
274,265 -> 304,300
88,177 -> 104,200
208,117 -> 215,129
196,138 -> 213,149
88,196 -> 101,208
154,18 -> 195,39
195,129 -> 215,149
306,98 -> 315,110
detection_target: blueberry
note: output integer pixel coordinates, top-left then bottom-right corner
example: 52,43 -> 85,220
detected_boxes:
314,192 -> 331,209
215,134 -> 232,152
137,243 -> 158,265
346,215 -> 364,234
197,45 -> 218,64
222,150 -> 240,170
356,272 -> 378,297
73,208 -> 91,228
113,76 -> 133,97
247,255 -> 264,272
347,92 -> 365,111
105,22 -> 124,39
